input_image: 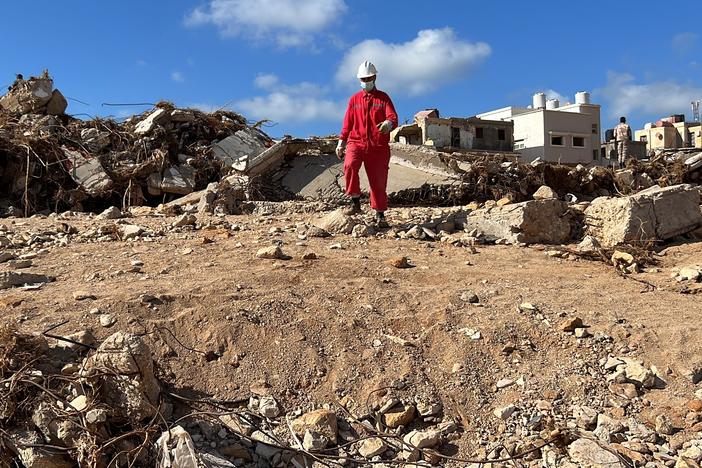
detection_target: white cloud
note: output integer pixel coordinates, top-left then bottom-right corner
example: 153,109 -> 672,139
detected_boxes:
185,0 -> 347,47
171,71 -> 185,83
235,75 -> 344,123
597,71 -> 702,118
335,28 -> 491,96
672,32 -> 698,55
254,73 -> 280,90
543,89 -> 568,104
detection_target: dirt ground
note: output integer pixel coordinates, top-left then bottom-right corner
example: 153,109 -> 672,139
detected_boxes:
2,207 -> 702,463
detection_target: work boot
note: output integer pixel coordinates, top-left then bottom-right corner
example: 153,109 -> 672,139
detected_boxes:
344,197 -> 362,215
375,211 -> 389,228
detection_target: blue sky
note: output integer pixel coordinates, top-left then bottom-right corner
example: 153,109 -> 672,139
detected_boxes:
3,1 -> 701,139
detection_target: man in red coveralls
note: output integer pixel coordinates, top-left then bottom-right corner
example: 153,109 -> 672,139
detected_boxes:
336,61 -> 398,227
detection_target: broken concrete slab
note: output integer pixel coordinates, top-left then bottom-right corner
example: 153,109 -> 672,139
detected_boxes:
585,184 -> 702,247
462,199 -> 572,244
0,75 -> 54,114
61,147 -> 113,195
0,271 -> 55,289
81,332 -> 160,422
685,153 -> 702,171
45,89 -> 68,115
159,166 -> 196,195
134,108 -> 169,135
10,429 -> 73,468
211,128 -> 270,170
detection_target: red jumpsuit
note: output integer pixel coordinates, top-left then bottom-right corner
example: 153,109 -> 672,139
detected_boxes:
339,89 -> 398,212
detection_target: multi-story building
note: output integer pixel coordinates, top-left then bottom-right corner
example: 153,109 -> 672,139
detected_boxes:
477,92 -> 601,164
634,115 -> 702,150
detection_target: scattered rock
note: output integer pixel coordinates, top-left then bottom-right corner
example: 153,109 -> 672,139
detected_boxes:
99,314 -> 116,327
383,405 -> 416,428
567,438 -> 625,467
315,209 -> 355,235
0,271 -> 54,289
533,185 -> 557,200
73,291 -> 96,301
460,290 -> 479,303
255,246 -> 290,260
358,437 -> 387,458
81,332 -> 160,422
258,396 -> 280,418
172,214 -> 197,227
494,404 -> 517,420
560,317 -> 584,333
291,409 -> 338,444
574,327 -> 590,338
388,256 -> 413,269
96,206 -> 123,220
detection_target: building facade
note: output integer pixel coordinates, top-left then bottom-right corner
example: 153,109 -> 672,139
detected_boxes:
477,92 -> 601,165
634,117 -> 702,150
391,109 -> 514,152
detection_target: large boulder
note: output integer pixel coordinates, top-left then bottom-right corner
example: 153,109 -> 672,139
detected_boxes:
462,199 -> 572,244
584,184 -> 702,247
81,332 -> 160,422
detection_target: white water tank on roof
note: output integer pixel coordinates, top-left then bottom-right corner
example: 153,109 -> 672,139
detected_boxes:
546,99 -> 559,110
575,91 -> 591,104
533,93 -> 546,109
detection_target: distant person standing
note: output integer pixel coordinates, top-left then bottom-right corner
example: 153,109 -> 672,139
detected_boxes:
614,116 -> 632,169
336,61 -> 398,227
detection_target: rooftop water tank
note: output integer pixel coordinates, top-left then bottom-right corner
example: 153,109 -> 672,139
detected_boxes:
533,93 -> 546,109
546,99 -> 559,110
575,91 -> 591,104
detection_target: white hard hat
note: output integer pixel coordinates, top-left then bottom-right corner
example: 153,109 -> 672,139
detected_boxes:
357,61 -> 377,79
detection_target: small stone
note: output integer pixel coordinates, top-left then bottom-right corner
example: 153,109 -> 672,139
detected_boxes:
173,214 -> 197,227
255,246 -> 289,260
451,363 -> 463,373
519,302 -> 538,312
574,328 -> 590,338
655,414 -> 674,435
358,437 -> 386,458
403,428 -> 440,449
120,224 -> 143,239
99,314 -> 116,328
561,317 -> 584,332
302,430 -> 329,451
533,185 -> 557,200
460,290 -> 479,303
97,206 -> 123,220
73,291 -> 96,301
496,378 -> 515,389
85,409 -> 107,424
383,405 -> 416,428
501,342 -> 517,354
258,396 -> 280,418
494,404 -> 517,420
687,399 -> 702,412
388,256 -> 413,269
69,395 -> 88,412
568,438 -> 625,467
609,383 -> 639,399
302,252 -> 317,260
677,266 -> 702,281
328,243 -> 343,250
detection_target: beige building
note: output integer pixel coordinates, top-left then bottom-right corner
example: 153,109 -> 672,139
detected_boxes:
477,92 -> 601,164
634,119 -> 702,150
391,109 -> 514,152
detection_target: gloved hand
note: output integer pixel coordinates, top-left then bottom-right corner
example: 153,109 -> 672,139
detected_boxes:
376,120 -> 393,134
335,140 -> 346,159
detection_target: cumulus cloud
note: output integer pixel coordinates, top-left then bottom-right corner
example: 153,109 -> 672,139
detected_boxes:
543,89 -> 568,104
672,32 -> 698,55
235,74 -> 344,123
185,0 -> 347,47
335,28 -> 491,96
597,71 -> 702,118
171,71 -> 185,83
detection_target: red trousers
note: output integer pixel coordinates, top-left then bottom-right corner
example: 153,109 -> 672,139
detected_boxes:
343,144 -> 391,211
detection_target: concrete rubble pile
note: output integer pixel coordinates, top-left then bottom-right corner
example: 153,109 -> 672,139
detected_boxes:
0,71 -> 275,217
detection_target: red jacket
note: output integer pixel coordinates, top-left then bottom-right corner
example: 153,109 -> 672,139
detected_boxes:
339,89 -> 398,149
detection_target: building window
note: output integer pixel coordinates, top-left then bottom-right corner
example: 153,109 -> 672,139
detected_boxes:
498,129 -> 506,141
640,135 -> 647,142
475,127 -> 484,139
551,135 -> 564,146
573,136 -> 586,147
592,124 -> 598,134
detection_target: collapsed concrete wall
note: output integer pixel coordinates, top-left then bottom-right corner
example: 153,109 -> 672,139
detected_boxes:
584,184 -> 702,247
